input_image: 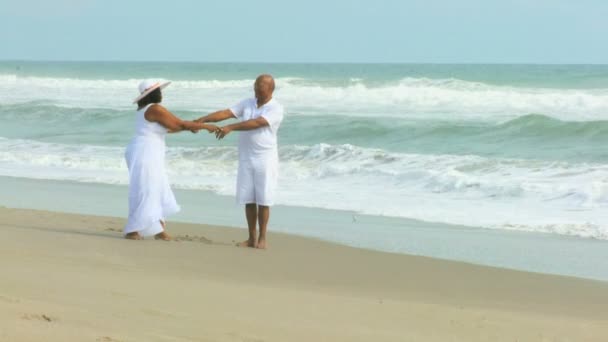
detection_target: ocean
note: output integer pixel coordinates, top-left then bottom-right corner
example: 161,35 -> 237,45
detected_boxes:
1,61 -> 608,278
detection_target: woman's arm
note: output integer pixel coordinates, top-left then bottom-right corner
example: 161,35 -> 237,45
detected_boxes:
145,104 -> 217,133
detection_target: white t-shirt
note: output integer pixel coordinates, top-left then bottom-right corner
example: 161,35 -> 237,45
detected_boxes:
230,98 -> 284,161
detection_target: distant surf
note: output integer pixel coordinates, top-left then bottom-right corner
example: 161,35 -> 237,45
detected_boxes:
0,62 -> 606,240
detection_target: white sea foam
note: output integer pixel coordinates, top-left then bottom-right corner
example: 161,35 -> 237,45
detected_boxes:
1,74 -> 607,121
0,137 -> 606,239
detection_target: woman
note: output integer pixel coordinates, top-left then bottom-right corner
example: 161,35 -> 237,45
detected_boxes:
124,80 -> 216,240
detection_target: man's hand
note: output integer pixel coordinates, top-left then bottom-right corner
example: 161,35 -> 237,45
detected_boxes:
215,126 -> 233,140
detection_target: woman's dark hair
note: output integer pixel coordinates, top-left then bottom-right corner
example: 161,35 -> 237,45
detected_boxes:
137,88 -> 162,108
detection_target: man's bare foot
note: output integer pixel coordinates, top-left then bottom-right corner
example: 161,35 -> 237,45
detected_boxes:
256,237 -> 267,250
237,239 -> 256,248
124,232 -> 142,240
154,231 -> 172,241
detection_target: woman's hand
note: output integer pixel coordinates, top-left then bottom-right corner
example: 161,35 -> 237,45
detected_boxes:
204,124 -> 219,133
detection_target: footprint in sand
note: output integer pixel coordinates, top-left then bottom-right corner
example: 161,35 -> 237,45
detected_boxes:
227,332 -> 265,342
21,313 -> 54,322
97,337 -> 122,342
141,308 -> 176,318
174,234 -> 213,244
0,295 -> 20,304
103,230 -> 219,245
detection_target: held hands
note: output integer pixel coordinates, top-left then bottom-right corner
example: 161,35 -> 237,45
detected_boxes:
215,126 -> 232,140
188,119 -> 231,139
189,118 -> 206,132
190,123 -> 219,134
204,124 -> 219,133
192,114 -> 231,139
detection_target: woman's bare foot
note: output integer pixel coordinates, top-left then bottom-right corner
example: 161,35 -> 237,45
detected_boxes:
256,237 -> 267,249
154,231 -> 172,241
237,239 -> 257,248
125,232 -> 142,240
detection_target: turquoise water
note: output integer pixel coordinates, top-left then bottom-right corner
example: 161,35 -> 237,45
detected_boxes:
3,62 -> 608,88
0,61 -> 607,240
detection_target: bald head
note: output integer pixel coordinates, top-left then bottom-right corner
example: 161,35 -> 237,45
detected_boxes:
255,74 -> 275,91
254,74 -> 275,105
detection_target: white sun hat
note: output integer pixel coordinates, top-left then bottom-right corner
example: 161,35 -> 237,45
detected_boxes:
133,79 -> 171,104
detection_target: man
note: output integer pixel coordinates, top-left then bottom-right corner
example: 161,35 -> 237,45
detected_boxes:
196,74 -> 284,249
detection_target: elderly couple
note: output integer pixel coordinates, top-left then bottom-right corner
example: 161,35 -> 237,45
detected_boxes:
124,74 -> 283,249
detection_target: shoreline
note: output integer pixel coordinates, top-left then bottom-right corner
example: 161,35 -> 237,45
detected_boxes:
1,175 -> 608,282
1,207 -> 607,341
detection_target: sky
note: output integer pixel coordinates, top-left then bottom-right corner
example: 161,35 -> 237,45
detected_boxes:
1,0 -> 607,63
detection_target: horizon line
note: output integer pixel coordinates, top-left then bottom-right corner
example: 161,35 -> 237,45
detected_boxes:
1,58 -> 607,66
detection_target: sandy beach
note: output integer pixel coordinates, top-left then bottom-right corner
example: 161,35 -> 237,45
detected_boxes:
0,207 -> 605,341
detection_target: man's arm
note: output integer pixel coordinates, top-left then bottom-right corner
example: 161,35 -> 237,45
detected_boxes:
195,109 -> 236,123
216,117 -> 268,139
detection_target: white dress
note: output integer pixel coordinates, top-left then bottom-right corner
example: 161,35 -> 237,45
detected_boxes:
124,103 -> 180,236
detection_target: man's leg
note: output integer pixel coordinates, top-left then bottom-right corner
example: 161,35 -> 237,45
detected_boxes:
238,203 -> 258,247
257,205 -> 270,249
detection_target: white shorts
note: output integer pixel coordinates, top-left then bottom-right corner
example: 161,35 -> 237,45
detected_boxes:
236,158 -> 278,206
